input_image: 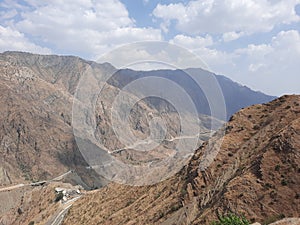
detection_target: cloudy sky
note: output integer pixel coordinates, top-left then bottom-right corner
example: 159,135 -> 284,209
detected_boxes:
0,0 -> 300,96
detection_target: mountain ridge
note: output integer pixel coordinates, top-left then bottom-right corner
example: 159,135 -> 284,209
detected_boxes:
0,51 -> 289,224
62,95 -> 300,225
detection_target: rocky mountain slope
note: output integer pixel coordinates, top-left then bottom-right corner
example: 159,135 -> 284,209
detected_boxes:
62,95 -> 300,225
0,51 -> 107,188
0,51 -> 282,224
0,51 -> 274,187
108,68 -> 275,120
0,51 -> 213,189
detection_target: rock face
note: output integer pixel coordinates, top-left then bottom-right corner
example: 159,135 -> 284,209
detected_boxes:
0,51 -> 211,188
0,51 -> 107,188
63,95 -> 300,225
108,68 -> 275,120
0,51 -> 274,188
0,167 -> 10,184
270,218 -> 300,225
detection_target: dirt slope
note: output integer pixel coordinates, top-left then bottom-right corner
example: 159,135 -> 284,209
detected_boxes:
63,95 -> 300,225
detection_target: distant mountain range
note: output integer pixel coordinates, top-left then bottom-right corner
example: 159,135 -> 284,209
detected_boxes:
108,67 -> 276,120
0,51 -> 275,186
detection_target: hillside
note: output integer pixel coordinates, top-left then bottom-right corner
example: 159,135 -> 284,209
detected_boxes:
0,51 -> 215,189
107,67 -> 275,120
0,51 -> 107,188
63,95 -> 300,225
0,51 -> 283,224
0,51 -> 274,187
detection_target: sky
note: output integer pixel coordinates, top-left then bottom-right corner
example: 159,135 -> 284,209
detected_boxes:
0,0 -> 300,96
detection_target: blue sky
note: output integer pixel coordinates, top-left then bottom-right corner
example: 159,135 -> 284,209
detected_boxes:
0,0 -> 300,96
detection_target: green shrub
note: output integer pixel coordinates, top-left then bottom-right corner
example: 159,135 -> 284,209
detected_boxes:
211,213 -> 250,225
28,222 -> 34,225
170,203 -> 181,212
55,192 -> 64,202
275,165 -> 280,171
281,179 -> 287,186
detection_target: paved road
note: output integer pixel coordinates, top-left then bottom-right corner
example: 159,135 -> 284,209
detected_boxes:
108,133 -> 206,154
0,183 -> 25,192
85,132 -> 212,170
0,170 -> 73,192
49,196 -> 82,225
51,170 -> 73,181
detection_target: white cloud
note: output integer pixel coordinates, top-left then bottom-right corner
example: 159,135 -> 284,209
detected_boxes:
167,34 -> 234,73
170,34 -> 214,49
143,0 -> 149,5
241,30 -> 300,87
248,63 -> 266,72
153,0 -> 300,37
235,44 -> 273,59
160,20 -> 171,33
192,47 -> 235,73
0,25 -> 51,54
0,9 -> 18,20
0,0 -> 162,58
0,0 -> 299,96
222,31 -> 245,42
97,41 -> 209,71
192,30 -> 300,96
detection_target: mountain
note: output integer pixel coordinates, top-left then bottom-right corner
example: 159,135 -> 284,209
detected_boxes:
0,51 -> 212,188
0,51 -> 283,224
107,67 -> 275,120
62,95 -> 300,225
0,51 -> 274,187
0,51 -> 108,189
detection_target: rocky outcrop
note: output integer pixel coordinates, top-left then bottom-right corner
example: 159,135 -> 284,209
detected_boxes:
0,167 -> 11,185
270,218 -> 300,225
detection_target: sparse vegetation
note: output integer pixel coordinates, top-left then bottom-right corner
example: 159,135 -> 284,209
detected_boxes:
211,213 -> 250,225
154,192 -> 161,200
54,192 -> 64,202
253,125 -> 260,130
156,211 -> 164,220
180,188 -> 187,196
265,183 -> 274,189
125,199 -> 134,207
227,152 -> 233,157
1,57 -> 298,225
281,179 -> 287,186
269,190 -> 277,199
91,185 -> 99,190
170,203 -> 181,212
17,208 -> 22,215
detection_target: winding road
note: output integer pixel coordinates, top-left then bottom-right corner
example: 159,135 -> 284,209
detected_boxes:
0,170 -> 73,192
108,132 -> 210,154
48,196 -> 82,225
0,170 -> 80,225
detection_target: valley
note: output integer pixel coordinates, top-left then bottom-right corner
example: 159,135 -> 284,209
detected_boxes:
0,51 -> 298,225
